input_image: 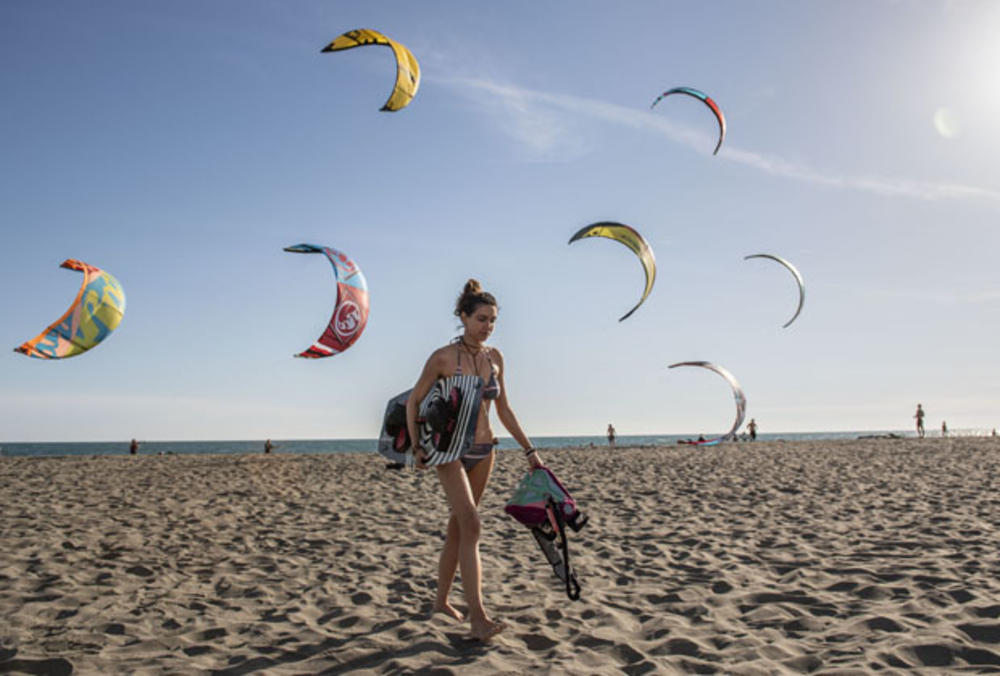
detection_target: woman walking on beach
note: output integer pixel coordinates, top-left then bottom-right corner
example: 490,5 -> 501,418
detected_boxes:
405,279 -> 542,642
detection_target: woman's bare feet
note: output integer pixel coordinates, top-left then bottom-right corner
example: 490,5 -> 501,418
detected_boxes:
432,601 -> 464,621
469,618 -> 507,642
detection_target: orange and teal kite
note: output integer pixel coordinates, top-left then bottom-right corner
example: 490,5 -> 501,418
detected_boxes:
15,259 -> 126,359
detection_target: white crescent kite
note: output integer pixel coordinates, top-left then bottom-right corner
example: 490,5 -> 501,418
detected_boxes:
668,361 -> 747,445
744,253 -> 805,328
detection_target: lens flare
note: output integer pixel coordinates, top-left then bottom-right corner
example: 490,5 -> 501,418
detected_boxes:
933,107 -> 961,139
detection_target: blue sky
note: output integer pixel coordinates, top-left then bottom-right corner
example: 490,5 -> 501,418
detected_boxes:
3,1 -> 1000,441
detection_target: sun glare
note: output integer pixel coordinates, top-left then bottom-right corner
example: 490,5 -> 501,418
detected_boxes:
932,107 -> 960,139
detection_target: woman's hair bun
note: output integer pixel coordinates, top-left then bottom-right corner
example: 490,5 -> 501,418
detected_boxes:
455,278 -> 497,317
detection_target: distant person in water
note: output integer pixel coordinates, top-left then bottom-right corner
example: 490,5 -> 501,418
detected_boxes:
264,439 -> 274,454
607,423 -> 616,449
914,404 -> 925,438
129,438 -> 139,455
747,418 -> 758,441
941,421 -> 948,438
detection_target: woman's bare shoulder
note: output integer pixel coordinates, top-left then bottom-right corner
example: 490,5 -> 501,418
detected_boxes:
427,344 -> 457,367
431,343 -> 457,356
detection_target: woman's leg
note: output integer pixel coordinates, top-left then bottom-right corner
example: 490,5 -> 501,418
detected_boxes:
434,456 -> 503,639
432,513 -> 465,621
434,453 -> 495,616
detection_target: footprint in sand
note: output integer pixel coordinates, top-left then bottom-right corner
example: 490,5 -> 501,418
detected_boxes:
0,656 -> 73,676
520,633 -> 558,651
197,628 -> 227,641
182,645 -> 213,657
958,623 -> 1000,643
350,591 -> 372,605
894,642 -> 1000,669
338,616 -> 360,629
125,565 -> 154,578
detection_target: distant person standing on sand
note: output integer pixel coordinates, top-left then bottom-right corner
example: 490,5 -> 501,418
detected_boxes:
405,279 -> 542,642
914,404 -> 925,438
129,438 -> 139,455
747,418 -> 758,441
607,423 -> 616,449
264,439 -> 273,454
941,421 -> 948,438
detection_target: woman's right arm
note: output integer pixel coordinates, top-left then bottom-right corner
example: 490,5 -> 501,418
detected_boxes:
406,349 -> 443,468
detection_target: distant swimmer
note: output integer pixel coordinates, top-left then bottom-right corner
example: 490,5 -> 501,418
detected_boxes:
747,418 -> 758,441
914,404 -> 925,438
607,423 -> 616,449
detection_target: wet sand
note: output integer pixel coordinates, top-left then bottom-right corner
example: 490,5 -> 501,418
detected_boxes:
2,438 -> 999,673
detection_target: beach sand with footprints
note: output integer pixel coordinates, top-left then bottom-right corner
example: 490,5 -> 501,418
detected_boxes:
2,438 -> 1000,673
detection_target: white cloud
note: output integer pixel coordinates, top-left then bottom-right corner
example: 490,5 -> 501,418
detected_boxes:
449,77 -> 593,161
441,76 -> 1000,205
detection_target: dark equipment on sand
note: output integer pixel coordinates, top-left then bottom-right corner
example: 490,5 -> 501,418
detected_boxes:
505,467 -> 588,601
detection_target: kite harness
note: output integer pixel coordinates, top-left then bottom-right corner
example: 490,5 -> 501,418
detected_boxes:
505,467 -> 588,601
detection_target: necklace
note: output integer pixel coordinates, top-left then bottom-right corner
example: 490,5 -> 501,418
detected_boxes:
460,338 -> 485,354
459,338 -> 487,376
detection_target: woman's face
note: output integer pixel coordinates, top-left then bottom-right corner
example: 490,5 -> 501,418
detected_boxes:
462,303 -> 498,342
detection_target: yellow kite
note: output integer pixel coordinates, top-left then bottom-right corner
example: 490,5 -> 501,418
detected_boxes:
321,29 -> 421,112
568,222 -> 657,321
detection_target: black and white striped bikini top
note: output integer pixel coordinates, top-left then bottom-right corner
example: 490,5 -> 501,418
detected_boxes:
455,342 -> 501,400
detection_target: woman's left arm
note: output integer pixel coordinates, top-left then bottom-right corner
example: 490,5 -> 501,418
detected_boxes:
493,349 -> 543,469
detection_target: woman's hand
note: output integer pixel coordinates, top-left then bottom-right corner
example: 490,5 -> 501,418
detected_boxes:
412,444 -> 430,470
525,448 -> 543,470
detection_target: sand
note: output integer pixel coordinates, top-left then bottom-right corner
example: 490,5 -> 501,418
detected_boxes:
2,438 -> 1000,674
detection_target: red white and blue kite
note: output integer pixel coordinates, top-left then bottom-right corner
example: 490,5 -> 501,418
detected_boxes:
284,244 -> 369,359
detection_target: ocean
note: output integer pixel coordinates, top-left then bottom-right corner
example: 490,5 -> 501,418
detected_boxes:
0,430 -> 990,458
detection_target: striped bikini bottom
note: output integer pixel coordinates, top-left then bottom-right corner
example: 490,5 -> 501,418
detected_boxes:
461,442 -> 495,471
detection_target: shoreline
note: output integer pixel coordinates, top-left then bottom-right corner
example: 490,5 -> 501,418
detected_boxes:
2,438 -> 1000,672
2,431 -> 996,460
